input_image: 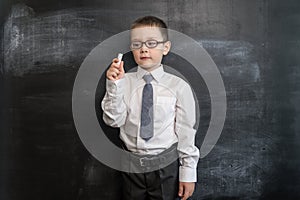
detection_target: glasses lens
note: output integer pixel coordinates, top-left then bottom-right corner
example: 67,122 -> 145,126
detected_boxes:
146,40 -> 158,48
131,41 -> 142,49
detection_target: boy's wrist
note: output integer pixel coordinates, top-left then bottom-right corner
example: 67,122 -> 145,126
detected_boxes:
179,166 -> 197,182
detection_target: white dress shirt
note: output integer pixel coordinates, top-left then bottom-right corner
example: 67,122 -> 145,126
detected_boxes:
101,65 -> 199,182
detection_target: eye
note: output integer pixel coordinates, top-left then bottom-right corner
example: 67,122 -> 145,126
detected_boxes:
146,40 -> 157,47
131,41 -> 141,49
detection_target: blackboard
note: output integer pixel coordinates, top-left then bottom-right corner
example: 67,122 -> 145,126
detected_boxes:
1,0 -> 300,199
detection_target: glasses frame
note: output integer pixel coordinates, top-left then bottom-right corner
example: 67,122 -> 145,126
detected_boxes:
130,40 -> 167,50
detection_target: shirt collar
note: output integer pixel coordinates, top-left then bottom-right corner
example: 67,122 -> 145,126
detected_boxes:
136,64 -> 165,82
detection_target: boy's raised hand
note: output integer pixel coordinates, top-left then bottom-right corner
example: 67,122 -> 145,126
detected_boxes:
106,58 -> 124,81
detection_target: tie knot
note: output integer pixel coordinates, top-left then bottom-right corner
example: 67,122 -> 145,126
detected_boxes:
143,74 -> 153,84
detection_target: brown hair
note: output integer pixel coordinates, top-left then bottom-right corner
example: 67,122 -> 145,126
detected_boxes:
131,16 -> 168,41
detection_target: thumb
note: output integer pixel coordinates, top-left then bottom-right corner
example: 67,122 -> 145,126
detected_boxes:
119,61 -> 124,73
116,61 -> 124,80
178,182 -> 184,197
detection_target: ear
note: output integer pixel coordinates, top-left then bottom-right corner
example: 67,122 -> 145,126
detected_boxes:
163,41 -> 171,55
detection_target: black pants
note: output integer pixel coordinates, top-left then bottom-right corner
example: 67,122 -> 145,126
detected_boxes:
122,159 -> 180,200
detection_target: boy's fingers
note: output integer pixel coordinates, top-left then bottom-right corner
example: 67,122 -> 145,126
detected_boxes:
182,191 -> 190,200
111,59 -> 123,70
111,63 -> 120,70
112,58 -> 119,63
112,58 -> 122,66
107,68 -> 120,80
108,69 -> 119,77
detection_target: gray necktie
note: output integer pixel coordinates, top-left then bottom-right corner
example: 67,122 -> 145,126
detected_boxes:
140,74 -> 154,141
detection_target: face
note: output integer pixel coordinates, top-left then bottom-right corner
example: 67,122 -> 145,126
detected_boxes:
130,26 -> 171,71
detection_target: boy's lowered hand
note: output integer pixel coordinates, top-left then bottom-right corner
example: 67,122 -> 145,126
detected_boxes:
178,182 -> 195,200
106,58 -> 124,81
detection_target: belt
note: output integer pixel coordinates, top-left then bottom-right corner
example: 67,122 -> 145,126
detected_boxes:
123,143 -> 178,169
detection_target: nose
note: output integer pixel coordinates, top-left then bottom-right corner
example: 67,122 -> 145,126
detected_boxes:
140,43 -> 149,53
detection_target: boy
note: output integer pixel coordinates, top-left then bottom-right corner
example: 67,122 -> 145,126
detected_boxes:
101,16 -> 199,200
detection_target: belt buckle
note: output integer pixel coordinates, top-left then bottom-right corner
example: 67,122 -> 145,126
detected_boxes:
140,157 -> 147,167
139,156 -> 165,167
139,156 -> 156,167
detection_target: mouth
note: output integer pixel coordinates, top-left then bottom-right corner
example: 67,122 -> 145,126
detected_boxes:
140,56 -> 151,60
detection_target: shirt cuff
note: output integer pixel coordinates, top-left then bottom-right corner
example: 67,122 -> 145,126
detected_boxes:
106,78 -> 125,95
179,166 -> 197,182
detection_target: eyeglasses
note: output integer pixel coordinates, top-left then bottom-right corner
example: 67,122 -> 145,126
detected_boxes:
130,40 -> 166,49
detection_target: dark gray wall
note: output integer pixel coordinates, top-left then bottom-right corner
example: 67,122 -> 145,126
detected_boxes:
1,0 -> 299,199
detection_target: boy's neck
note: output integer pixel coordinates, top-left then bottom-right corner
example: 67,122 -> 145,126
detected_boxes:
140,63 -> 162,72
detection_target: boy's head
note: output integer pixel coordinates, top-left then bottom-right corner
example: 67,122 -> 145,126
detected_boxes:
131,16 -> 168,41
130,16 -> 171,71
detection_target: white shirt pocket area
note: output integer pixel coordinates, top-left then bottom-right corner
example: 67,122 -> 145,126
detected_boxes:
154,96 -> 177,133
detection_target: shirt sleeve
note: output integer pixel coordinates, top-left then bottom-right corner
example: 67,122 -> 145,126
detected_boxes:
175,81 -> 200,182
101,78 -> 127,127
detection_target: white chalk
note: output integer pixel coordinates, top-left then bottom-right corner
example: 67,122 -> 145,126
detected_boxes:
117,53 -> 123,65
